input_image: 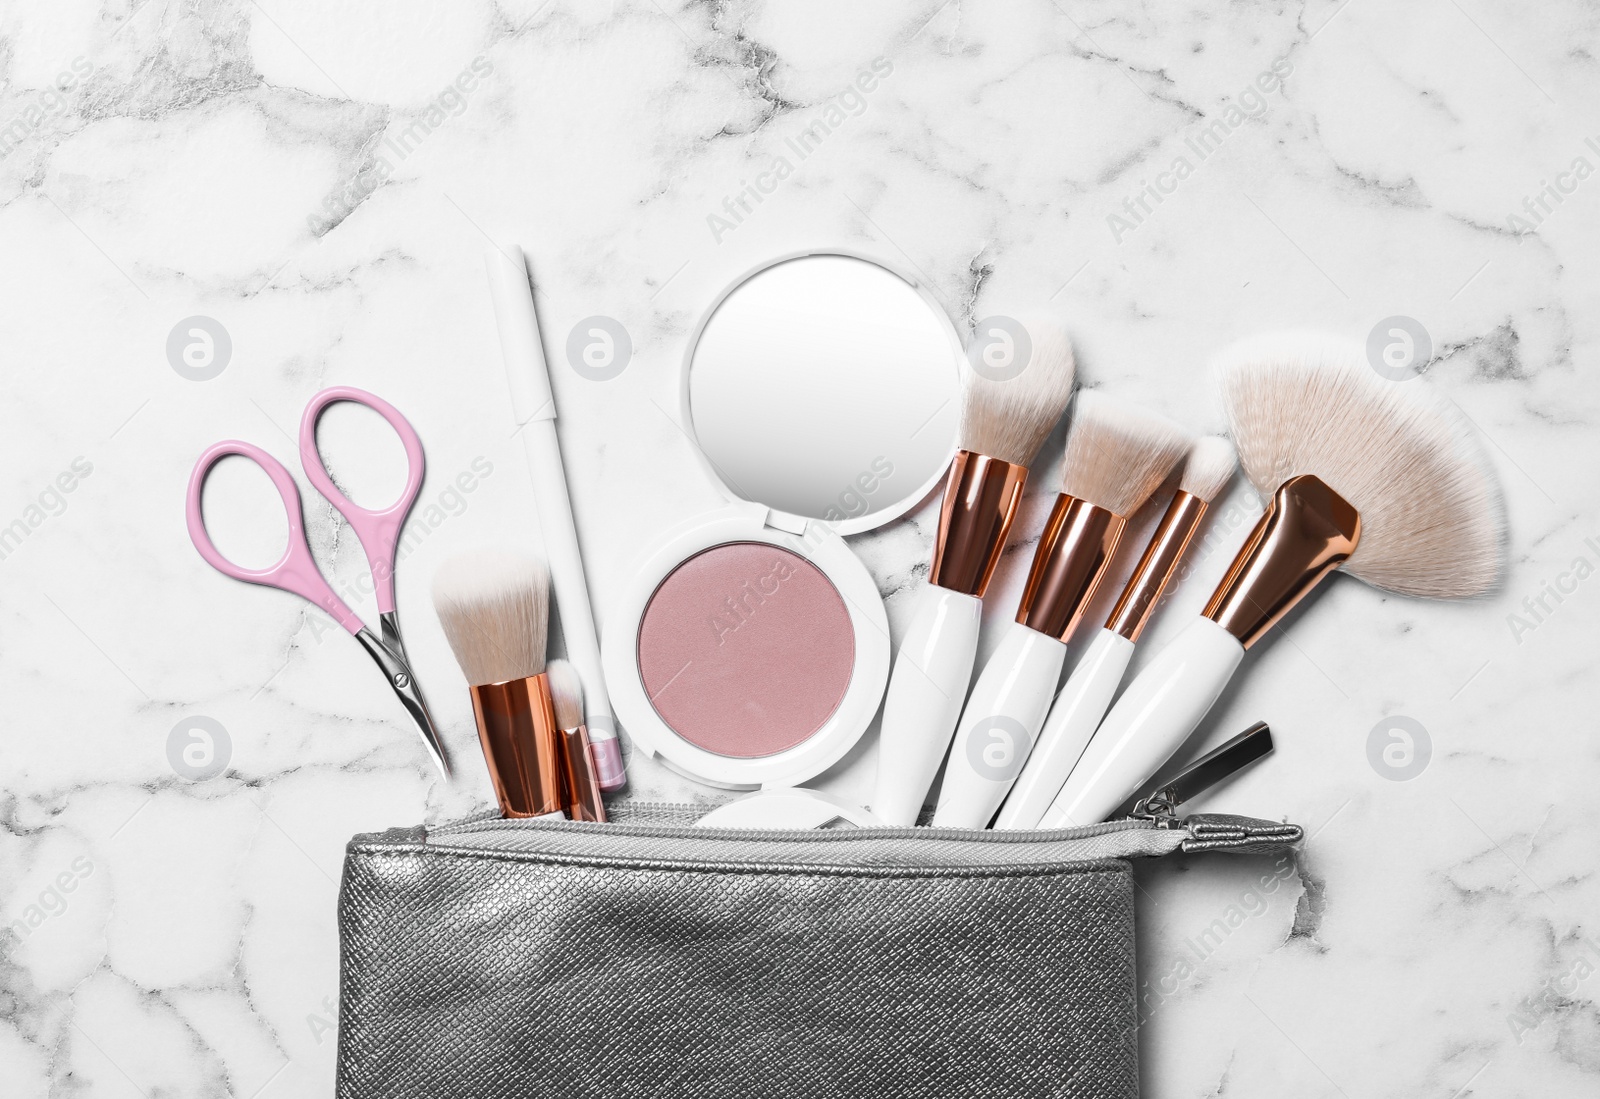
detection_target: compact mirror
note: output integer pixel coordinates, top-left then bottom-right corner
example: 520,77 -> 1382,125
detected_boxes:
686,253 -> 963,535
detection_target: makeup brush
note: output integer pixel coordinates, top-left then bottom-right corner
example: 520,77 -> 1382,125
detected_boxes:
871,314 -> 1077,826
486,244 -> 625,792
1041,333 -> 1504,826
998,435 -> 1236,829
548,659 -> 607,823
432,549 -> 566,819
933,393 -> 1190,828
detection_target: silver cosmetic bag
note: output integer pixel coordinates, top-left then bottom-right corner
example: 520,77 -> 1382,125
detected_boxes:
336,809 -> 1299,1099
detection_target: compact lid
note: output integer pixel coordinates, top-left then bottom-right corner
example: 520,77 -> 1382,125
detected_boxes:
684,253 -> 964,536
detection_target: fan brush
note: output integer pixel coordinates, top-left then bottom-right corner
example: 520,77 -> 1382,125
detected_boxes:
1042,333 -> 1505,826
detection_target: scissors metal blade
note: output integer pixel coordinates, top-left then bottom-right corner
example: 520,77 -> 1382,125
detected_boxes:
355,624 -> 451,778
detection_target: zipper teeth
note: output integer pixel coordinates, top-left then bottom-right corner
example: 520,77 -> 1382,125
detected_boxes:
426,801 -> 706,838
427,808 -> 1158,845
611,800 -> 718,813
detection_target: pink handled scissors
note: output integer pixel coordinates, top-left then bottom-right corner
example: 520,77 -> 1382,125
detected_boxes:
185,386 -> 449,776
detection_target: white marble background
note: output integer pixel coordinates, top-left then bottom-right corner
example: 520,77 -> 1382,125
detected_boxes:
2,0 -> 1598,1095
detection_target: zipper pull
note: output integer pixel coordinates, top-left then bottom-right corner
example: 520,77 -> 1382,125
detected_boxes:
1123,721 -> 1274,826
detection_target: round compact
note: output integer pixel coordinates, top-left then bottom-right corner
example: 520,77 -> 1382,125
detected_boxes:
604,252 -> 964,791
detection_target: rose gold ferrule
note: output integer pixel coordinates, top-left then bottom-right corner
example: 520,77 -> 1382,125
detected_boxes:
929,450 -> 1029,598
1015,496 -> 1126,641
469,672 -> 565,818
1203,475 -> 1362,650
1106,492 -> 1209,642
559,724 -> 608,823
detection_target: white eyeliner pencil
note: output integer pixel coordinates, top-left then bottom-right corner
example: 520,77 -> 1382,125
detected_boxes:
485,244 -> 625,791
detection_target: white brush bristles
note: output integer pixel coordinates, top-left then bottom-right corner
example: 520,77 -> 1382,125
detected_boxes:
1179,436 -> 1238,502
547,659 -> 585,729
959,312 -> 1077,466
1058,391 -> 1192,517
431,549 -> 550,686
1216,332 -> 1504,598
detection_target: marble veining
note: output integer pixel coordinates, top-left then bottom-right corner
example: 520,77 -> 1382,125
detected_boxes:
2,0 -> 1599,1095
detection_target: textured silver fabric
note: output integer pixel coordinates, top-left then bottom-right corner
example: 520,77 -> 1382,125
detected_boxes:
336,814 -> 1300,1098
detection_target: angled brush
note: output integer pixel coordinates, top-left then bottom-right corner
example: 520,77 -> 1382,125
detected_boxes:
1000,435 -> 1236,828
934,392 -> 1190,827
872,313 -> 1077,826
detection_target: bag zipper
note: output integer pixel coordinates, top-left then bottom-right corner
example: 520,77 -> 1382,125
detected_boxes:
1122,721 -> 1275,827
428,809 -> 1162,845
421,809 -> 1298,862
420,722 -> 1293,856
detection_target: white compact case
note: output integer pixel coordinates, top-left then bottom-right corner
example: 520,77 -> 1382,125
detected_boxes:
603,252 -> 964,797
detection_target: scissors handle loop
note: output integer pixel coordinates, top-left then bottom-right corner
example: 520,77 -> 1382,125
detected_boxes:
185,440 -> 363,635
298,386 -> 426,616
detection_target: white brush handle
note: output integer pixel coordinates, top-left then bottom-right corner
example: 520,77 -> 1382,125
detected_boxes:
486,245 -> 620,778
1040,616 -> 1244,827
996,628 -> 1134,830
933,622 -> 1067,828
872,585 -> 983,826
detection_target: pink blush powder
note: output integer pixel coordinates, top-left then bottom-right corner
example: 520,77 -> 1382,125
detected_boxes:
637,542 -> 856,758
